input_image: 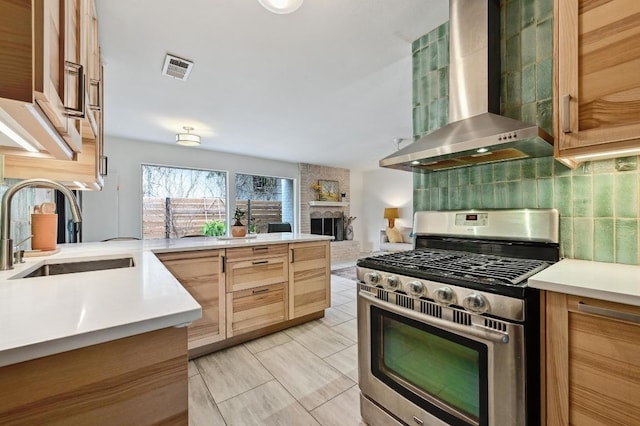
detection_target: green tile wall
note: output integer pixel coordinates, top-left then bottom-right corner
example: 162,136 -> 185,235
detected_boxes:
412,22 -> 449,138
411,0 -> 640,265
413,156 -> 640,264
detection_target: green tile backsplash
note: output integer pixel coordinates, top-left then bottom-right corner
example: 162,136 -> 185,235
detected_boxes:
413,156 -> 640,264
411,0 -> 640,265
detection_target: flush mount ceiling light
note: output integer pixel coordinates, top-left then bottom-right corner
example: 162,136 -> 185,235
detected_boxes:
258,0 -> 304,14
175,126 -> 201,146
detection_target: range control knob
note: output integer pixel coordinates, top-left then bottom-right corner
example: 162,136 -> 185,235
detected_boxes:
434,287 -> 455,305
365,272 -> 381,285
407,280 -> 425,297
463,293 -> 489,313
385,276 -> 401,291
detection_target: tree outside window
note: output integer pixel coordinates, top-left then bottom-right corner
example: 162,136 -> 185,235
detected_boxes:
142,165 -> 226,239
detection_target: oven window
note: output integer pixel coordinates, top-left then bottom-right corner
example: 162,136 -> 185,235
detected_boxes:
371,306 -> 488,426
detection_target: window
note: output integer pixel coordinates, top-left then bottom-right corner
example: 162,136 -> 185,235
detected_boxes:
141,165 -> 226,239
235,174 -> 294,233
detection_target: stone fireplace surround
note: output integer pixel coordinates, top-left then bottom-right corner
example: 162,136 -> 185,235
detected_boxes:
300,164 -> 358,262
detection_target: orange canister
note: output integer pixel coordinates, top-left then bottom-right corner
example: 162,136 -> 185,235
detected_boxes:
31,214 -> 58,250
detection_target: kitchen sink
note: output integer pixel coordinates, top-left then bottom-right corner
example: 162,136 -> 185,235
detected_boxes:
19,257 -> 135,278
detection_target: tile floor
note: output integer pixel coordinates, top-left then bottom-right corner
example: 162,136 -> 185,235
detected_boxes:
188,272 -> 366,426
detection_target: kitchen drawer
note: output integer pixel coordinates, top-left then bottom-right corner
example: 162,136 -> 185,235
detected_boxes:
226,283 -> 287,337
225,244 -> 288,261
226,254 -> 288,292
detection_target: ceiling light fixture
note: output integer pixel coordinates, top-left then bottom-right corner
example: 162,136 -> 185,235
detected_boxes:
176,126 -> 201,147
258,0 -> 304,14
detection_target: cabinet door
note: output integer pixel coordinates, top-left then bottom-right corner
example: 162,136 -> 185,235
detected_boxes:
156,250 -> 225,349
556,0 -> 640,164
545,292 -> 640,425
288,241 -> 330,319
226,255 -> 288,292
80,0 -> 100,140
33,0 -> 83,153
226,283 -> 287,337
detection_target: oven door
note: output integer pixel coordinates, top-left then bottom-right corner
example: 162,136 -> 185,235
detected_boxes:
358,291 -> 526,426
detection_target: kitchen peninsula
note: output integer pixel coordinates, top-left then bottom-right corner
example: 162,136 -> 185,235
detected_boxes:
0,233 -> 332,424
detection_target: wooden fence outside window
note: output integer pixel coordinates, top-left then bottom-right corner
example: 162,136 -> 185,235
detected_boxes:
142,198 -> 283,239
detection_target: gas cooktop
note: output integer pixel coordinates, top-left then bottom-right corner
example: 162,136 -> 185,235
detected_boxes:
361,249 -> 549,285
358,248 -> 550,290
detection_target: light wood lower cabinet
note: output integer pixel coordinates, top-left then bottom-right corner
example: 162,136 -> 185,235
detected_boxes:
158,242 -> 329,356
225,244 -> 289,337
226,254 -> 289,292
156,250 -> 225,349
0,327 -> 188,425
545,291 -> 640,425
226,283 -> 287,337
289,241 -> 331,319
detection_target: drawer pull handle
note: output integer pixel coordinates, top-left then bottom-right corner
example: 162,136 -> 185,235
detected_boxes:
578,302 -> 640,324
562,94 -> 571,133
252,260 -> 269,265
252,288 -> 269,294
253,247 -> 269,251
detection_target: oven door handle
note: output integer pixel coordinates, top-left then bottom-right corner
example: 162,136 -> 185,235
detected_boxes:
359,291 -> 511,344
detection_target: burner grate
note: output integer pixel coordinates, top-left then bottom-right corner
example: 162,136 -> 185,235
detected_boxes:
366,248 -> 549,286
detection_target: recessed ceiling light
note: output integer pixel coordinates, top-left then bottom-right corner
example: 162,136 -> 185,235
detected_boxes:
476,147 -> 489,153
258,0 -> 304,14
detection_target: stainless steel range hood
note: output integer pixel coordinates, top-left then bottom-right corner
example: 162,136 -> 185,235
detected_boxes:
380,0 -> 553,172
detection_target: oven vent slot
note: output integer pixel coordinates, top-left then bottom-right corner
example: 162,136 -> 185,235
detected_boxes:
395,294 -> 414,310
419,300 -> 442,318
377,288 -> 389,302
484,318 -> 508,332
453,310 -> 472,326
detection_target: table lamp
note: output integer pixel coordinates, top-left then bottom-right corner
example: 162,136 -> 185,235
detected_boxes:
384,208 -> 399,228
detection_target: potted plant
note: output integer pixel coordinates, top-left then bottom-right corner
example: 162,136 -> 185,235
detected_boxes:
202,220 -> 226,237
231,207 -> 247,237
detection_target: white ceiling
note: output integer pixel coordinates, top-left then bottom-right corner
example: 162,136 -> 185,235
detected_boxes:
95,0 -> 448,171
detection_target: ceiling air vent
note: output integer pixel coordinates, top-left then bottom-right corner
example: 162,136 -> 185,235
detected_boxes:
161,54 -> 194,81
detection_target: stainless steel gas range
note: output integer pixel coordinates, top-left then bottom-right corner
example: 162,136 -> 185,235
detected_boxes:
357,209 -> 559,426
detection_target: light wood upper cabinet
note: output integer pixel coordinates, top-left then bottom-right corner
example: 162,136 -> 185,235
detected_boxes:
288,241 -> 331,319
0,0 -> 83,158
80,0 -> 101,141
156,250 -> 226,349
555,0 -> 640,166
544,292 -> 640,425
0,0 -> 105,189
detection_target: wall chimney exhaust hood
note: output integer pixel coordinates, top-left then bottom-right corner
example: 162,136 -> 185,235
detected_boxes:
380,0 -> 553,172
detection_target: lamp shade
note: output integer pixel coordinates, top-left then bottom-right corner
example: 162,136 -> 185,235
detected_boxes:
384,208 -> 399,219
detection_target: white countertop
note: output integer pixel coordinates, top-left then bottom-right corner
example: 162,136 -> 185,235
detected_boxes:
0,233 -> 331,367
529,259 -> 640,306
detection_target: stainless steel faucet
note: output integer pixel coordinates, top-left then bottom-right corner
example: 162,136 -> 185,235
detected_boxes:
0,179 -> 82,270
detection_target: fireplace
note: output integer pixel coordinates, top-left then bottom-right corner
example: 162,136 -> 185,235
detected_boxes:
310,211 -> 344,241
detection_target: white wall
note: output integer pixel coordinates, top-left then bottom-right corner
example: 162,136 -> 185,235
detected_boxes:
359,168 -> 413,252
82,136 -> 300,242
